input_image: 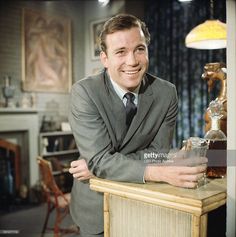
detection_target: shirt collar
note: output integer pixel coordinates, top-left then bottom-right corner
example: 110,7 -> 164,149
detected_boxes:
109,77 -> 140,106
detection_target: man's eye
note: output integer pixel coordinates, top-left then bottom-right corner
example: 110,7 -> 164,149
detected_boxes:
137,47 -> 145,52
116,50 -> 125,55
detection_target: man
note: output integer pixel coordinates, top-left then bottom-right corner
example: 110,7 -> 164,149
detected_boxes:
69,14 -> 207,237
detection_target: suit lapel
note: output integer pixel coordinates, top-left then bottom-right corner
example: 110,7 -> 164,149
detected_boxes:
102,71 -> 127,146
121,76 -> 154,147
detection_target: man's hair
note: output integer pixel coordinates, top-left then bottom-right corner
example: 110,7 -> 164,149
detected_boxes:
99,14 -> 151,53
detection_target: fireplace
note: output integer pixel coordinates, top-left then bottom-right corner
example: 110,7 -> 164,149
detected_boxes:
0,108 -> 39,198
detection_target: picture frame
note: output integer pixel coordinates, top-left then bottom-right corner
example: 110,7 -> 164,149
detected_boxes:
90,18 -> 108,60
22,9 -> 71,93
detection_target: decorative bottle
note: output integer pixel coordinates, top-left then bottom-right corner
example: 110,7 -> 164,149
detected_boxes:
204,100 -> 227,178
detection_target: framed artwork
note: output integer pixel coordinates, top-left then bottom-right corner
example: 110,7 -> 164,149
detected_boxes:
22,9 -> 71,93
90,18 -> 108,60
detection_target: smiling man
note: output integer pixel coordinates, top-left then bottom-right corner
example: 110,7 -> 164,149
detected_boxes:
69,14 -> 207,237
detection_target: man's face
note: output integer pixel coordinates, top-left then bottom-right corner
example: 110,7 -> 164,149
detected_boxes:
100,27 -> 149,92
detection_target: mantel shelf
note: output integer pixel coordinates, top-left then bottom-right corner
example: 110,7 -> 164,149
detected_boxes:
0,108 -> 39,114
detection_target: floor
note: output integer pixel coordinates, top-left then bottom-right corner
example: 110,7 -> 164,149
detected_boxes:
0,203 -> 79,237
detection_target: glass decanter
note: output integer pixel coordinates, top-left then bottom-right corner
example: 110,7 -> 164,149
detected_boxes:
204,100 -> 227,178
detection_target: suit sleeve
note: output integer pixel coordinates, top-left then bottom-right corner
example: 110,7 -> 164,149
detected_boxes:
69,82 -> 146,183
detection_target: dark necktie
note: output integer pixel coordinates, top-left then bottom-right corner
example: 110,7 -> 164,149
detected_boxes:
124,92 -> 137,127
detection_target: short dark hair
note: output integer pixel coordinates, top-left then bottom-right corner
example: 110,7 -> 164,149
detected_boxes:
99,14 -> 151,53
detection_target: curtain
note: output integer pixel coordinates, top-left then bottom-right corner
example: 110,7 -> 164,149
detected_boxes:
144,0 -> 226,147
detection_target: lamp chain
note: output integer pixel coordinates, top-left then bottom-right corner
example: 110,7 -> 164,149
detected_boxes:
210,0 -> 214,19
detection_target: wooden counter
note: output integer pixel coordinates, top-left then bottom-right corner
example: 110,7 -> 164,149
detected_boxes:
90,178 -> 226,237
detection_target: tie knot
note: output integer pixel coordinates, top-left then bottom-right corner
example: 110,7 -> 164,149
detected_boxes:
124,92 -> 135,102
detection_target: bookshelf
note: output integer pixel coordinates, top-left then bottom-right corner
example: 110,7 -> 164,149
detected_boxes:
39,131 -> 79,192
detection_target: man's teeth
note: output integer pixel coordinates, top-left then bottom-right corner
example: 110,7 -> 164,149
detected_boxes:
125,71 -> 138,74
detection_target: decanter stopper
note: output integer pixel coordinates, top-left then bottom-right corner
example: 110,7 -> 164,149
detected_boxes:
204,100 -> 226,140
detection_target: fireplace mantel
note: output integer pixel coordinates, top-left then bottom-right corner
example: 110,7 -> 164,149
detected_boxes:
0,108 -> 39,187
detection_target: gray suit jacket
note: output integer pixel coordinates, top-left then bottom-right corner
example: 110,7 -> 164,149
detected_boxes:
69,69 -> 178,234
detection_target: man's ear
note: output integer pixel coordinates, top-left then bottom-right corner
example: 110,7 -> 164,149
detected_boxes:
100,51 -> 108,68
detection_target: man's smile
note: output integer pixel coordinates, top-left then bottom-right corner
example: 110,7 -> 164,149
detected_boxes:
122,69 -> 141,75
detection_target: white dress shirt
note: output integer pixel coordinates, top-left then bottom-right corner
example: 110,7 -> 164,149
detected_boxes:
109,78 -> 139,106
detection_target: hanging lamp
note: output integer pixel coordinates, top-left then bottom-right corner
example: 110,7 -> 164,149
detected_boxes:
185,0 -> 226,49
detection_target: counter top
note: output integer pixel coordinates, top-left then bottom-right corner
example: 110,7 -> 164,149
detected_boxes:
90,177 -> 226,216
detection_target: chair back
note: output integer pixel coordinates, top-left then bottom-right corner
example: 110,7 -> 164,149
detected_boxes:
37,157 -> 62,196
37,157 -> 78,236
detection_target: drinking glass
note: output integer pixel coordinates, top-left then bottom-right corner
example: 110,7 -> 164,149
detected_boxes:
183,137 -> 209,187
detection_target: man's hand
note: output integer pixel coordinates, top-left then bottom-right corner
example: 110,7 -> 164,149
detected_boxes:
69,159 -> 94,181
144,154 -> 208,189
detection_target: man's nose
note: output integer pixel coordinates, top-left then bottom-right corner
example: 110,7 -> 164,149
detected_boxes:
126,52 -> 138,65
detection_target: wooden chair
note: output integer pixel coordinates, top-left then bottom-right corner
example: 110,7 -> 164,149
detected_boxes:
37,157 -> 79,237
